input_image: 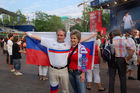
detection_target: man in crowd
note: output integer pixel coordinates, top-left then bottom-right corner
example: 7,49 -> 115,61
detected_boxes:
123,12 -> 133,33
26,29 -> 96,93
7,33 -> 14,72
126,31 -> 137,80
108,29 -> 134,93
26,29 -> 70,93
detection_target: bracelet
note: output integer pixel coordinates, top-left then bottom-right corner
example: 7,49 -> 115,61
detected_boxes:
27,33 -> 32,37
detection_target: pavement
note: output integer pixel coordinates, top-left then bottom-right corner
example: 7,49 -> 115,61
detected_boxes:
0,48 -> 140,93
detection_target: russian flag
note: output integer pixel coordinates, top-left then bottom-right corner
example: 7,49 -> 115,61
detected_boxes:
26,32 -> 95,69
80,33 -> 95,69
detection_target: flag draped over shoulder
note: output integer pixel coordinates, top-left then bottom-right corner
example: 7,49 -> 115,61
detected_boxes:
26,32 -> 96,69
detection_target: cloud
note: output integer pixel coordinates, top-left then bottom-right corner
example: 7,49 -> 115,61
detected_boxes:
24,4 -> 83,20
46,5 -> 83,18
0,0 -> 84,19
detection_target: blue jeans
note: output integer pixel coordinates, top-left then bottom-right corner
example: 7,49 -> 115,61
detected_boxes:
69,70 -> 86,93
13,59 -> 21,70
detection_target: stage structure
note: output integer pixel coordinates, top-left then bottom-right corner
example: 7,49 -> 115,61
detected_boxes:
90,0 -> 140,31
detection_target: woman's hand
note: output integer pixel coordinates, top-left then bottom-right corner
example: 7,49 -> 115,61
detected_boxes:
79,72 -> 85,83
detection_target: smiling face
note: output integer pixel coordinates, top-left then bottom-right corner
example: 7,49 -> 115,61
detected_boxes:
70,35 -> 79,47
56,30 -> 66,43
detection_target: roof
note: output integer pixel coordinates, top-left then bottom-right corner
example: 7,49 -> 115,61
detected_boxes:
0,8 -> 18,17
61,16 -> 69,21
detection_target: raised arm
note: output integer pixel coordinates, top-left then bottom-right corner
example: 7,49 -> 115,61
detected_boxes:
97,45 -> 101,62
80,32 -> 97,42
25,32 -> 41,41
123,17 -> 126,23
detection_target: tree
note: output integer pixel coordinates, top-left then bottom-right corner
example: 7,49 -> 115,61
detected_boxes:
12,10 -> 26,25
34,11 -> 49,31
1,10 -> 26,26
70,23 -> 82,32
3,14 -> 10,25
0,18 -> 2,25
34,11 -> 65,32
102,11 -> 110,31
46,15 -> 65,31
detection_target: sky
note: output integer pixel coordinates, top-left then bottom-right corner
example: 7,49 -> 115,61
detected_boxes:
0,0 -> 91,19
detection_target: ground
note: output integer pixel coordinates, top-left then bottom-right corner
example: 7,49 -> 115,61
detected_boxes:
0,48 -> 140,93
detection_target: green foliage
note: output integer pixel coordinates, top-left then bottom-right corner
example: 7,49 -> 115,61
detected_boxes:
0,18 -> 2,24
70,24 -> 82,32
0,9 -> 26,25
3,14 -> 10,25
102,12 -> 110,31
34,11 -> 65,32
15,10 -> 26,25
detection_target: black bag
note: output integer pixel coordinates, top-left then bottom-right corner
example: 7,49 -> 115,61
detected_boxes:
67,45 -> 78,70
102,39 -> 115,62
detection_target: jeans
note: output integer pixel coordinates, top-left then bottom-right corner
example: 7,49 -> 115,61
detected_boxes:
69,70 -> 86,93
13,59 -> 21,70
9,55 -> 13,65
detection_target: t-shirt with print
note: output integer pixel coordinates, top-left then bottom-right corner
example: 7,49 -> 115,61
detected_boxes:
40,37 -> 71,67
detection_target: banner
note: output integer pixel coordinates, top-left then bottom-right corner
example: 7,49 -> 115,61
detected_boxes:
89,10 -> 102,32
26,32 -> 96,69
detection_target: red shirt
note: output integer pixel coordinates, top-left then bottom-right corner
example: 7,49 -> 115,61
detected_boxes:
69,46 -> 91,70
69,47 -> 78,70
101,38 -> 105,44
94,45 -> 100,64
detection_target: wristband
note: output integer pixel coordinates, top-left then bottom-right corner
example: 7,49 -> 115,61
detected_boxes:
27,33 -> 32,37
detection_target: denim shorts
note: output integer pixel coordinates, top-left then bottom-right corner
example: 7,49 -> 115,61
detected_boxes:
13,59 -> 21,70
9,55 -> 13,65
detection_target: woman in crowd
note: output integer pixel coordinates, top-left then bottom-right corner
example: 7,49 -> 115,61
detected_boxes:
12,36 -> 26,75
3,37 -> 9,64
136,30 -> 140,80
86,40 -> 105,91
137,44 -> 140,80
68,30 -> 90,93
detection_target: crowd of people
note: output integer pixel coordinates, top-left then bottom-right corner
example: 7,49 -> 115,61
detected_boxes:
0,34 -> 26,75
0,28 -> 140,93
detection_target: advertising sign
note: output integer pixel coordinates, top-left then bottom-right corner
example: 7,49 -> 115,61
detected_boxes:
89,10 -> 102,32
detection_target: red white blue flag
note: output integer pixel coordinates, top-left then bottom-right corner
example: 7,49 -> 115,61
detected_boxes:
26,32 -> 95,69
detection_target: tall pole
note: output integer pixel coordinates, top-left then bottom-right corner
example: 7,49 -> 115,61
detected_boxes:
77,0 -> 90,32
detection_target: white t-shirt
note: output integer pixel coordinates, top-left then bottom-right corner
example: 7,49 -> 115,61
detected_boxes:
7,40 -> 13,55
40,37 -> 71,67
123,15 -> 132,29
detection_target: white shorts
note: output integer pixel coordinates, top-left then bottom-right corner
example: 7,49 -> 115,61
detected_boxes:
128,57 -> 137,70
86,64 -> 101,83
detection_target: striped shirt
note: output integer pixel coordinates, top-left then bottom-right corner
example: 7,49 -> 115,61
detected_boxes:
113,36 -> 134,57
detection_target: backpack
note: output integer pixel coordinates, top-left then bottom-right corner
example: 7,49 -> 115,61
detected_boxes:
102,39 -> 115,62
